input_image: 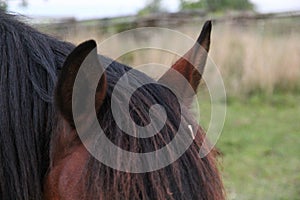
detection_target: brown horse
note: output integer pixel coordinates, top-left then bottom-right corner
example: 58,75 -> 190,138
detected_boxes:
45,21 -> 225,200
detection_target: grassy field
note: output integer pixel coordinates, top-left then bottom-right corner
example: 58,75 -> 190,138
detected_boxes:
209,19 -> 300,97
196,90 -> 300,199
212,93 -> 300,200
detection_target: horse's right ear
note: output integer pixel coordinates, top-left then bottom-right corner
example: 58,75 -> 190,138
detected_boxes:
55,40 -> 107,126
158,21 -> 211,106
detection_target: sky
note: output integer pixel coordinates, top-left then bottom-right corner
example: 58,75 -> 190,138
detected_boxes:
6,0 -> 300,20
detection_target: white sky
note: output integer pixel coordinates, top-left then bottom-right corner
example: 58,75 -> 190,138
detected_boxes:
7,0 -> 300,20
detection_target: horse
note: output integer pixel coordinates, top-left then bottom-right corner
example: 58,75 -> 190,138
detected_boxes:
0,10 -> 224,199
44,21 -> 225,199
0,10 -> 74,200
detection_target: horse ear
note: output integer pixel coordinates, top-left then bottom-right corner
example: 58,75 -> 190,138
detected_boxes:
55,40 -> 107,126
159,21 -> 211,105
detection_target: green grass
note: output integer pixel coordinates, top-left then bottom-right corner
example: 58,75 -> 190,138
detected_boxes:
200,93 -> 300,199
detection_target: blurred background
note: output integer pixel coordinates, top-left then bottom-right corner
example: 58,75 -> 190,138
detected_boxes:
2,0 -> 300,199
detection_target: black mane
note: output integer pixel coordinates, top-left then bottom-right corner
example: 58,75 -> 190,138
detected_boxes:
0,10 -> 74,199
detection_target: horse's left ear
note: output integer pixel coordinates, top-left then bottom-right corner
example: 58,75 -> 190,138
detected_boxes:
55,40 -> 107,126
159,21 -> 211,105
